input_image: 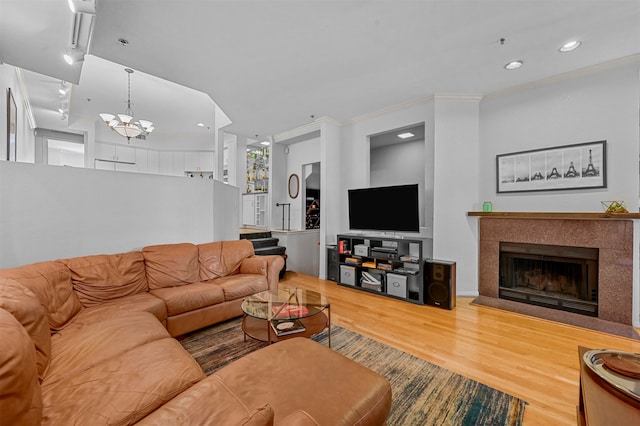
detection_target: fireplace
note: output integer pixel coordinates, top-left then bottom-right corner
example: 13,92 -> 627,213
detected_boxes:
477,217 -> 633,326
499,242 -> 598,316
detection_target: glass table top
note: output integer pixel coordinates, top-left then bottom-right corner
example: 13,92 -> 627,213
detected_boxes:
242,287 -> 330,321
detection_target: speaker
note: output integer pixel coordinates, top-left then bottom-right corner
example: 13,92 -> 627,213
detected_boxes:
425,260 -> 456,309
327,246 -> 339,282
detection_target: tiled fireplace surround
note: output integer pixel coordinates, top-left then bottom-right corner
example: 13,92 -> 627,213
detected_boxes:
477,217 -> 634,331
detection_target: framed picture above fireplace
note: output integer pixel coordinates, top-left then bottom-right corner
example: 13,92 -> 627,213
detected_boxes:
496,140 -> 606,193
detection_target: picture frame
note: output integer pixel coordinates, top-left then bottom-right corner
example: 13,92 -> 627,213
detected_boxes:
288,173 -> 299,199
496,140 -> 606,193
7,87 -> 17,161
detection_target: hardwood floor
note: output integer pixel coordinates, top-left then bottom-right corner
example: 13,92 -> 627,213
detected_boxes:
280,271 -> 640,426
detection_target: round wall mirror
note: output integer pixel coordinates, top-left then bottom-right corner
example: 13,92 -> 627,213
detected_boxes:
288,174 -> 300,199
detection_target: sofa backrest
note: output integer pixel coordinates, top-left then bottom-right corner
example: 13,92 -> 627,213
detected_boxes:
0,278 -> 51,381
198,240 -> 255,281
0,261 -> 83,332
0,307 -> 43,425
59,251 -> 148,307
142,243 -> 200,289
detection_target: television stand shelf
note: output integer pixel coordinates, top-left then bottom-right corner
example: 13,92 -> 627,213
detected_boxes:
336,234 -> 427,305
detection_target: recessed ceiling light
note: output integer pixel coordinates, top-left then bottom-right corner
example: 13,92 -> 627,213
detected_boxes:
197,123 -> 205,127
260,141 -> 270,146
504,60 -> 523,70
398,132 -> 414,139
559,40 -> 581,52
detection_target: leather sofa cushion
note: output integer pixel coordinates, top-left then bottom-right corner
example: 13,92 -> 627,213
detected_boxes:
0,278 -> 51,380
150,282 -> 225,316
80,292 -> 167,322
136,375 -> 272,426
199,240 -> 255,280
0,308 -> 43,426
213,338 -> 392,425
241,403 -> 275,426
212,274 -> 269,302
143,243 -> 199,289
41,337 -> 205,426
0,261 -> 83,331
45,310 -> 169,387
60,251 -> 148,307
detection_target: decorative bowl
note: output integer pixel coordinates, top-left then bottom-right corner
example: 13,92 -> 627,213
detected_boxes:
601,201 -> 628,214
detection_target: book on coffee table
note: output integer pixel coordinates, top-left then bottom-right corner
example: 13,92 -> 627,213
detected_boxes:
270,319 -> 306,337
271,304 -> 309,318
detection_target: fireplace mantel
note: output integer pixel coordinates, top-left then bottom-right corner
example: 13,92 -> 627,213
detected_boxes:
468,211 -> 640,219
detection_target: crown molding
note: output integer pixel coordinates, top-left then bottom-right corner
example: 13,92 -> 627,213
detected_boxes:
272,120 -> 320,143
433,93 -> 484,102
484,54 -> 640,101
348,94 -> 435,125
314,116 -> 342,127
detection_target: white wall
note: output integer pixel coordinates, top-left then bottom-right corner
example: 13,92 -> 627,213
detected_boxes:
213,180 -> 240,241
370,139 -> 426,228
432,95 -> 481,296
479,61 -> 640,211
0,161 -> 238,268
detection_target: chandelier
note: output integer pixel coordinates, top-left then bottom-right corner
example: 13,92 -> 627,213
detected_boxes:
99,68 -> 154,142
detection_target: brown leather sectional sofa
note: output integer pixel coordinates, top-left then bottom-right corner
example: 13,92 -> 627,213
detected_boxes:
0,239 -> 392,425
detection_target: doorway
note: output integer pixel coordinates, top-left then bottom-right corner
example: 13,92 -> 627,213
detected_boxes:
47,139 -> 85,167
303,162 -> 320,229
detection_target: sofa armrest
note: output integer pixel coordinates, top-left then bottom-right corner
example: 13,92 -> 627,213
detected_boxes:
239,257 -> 268,276
256,255 -> 285,291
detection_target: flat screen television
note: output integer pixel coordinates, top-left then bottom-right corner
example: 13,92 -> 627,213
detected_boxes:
348,184 -> 420,233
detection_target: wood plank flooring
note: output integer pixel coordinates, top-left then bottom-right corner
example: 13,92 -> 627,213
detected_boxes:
280,271 -> 640,426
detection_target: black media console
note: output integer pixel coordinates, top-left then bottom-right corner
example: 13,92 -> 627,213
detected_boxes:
336,234 -> 427,305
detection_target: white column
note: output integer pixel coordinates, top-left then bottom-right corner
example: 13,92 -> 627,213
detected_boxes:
432,94 -> 482,296
318,117 -> 342,279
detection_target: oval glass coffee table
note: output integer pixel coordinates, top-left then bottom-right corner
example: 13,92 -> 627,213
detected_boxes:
241,288 -> 331,346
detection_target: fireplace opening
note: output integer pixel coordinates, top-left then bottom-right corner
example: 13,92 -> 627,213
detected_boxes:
499,242 -> 598,317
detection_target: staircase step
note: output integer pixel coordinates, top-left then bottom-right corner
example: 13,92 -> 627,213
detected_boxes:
254,246 -> 287,256
240,231 -> 272,240
248,237 -> 281,249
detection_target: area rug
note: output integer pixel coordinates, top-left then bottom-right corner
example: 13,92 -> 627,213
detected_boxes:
179,318 -> 526,426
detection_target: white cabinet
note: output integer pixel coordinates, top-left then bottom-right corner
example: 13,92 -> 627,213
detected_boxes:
135,149 -> 148,173
159,151 -> 173,175
173,152 -> 184,176
242,193 -> 267,227
95,143 -> 135,163
184,151 -> 214,172
242,194 -> 255,226
92,144 -> 204,177
158,151 -> 186,176
95,143 -> 137,172
147,150 -> 159,174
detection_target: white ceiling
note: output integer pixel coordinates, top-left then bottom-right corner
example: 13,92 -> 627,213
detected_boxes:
1,0 -> 639,144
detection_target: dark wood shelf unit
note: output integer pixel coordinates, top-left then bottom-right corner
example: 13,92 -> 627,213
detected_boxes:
336,234 -> 426,305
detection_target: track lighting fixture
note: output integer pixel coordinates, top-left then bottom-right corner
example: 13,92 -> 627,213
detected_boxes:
63,49 -> 85,65
67,0 -> 95,15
